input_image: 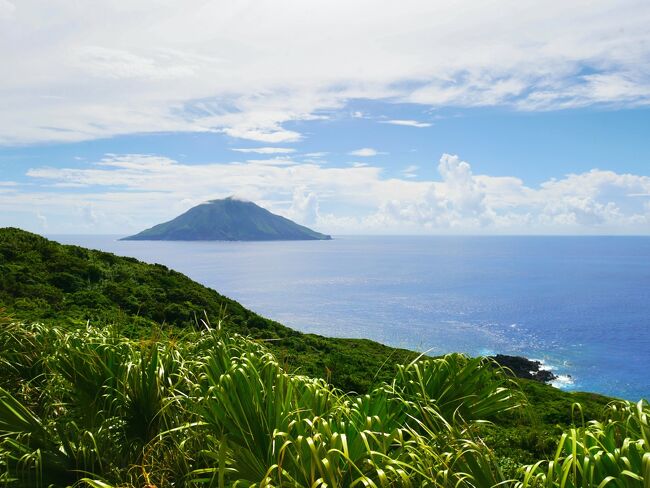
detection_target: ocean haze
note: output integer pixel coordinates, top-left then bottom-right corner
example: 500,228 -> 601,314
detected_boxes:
51,234 -> 650,401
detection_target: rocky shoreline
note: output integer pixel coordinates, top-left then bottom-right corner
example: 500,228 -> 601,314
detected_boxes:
491,354 -> 558,383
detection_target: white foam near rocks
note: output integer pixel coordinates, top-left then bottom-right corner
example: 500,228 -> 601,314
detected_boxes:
532,358 -> 576,389
550,374 -> 576,389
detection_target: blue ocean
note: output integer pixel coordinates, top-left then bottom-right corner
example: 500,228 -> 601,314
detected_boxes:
53,235 -> 650,401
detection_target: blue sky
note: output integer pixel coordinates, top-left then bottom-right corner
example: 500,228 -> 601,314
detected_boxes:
1,0 -> 650,234
3,104 -> 650,185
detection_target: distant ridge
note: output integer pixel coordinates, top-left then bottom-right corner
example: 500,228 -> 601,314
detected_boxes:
122,197 -> 332,241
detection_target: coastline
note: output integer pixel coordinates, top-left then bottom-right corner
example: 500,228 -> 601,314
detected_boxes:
491,354 -> 558,383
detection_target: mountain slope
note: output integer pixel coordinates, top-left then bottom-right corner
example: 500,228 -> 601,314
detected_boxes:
0,228 -> 611,401
123,197 -> 331,241
0,227 -> 615,467
0,227 -> 411,392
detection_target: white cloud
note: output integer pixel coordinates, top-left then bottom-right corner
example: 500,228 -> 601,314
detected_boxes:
9,152 -> 649,234
35,211 -> 47,230
349,148 -> 382,157
81,204 -> 99,226
243,157 -> 298,166
220,126 -> 302,143
373,154 -> 493,229
0,0 -> 14,20
286,186 -> 320,225
366,154 -> 650,233
2,1 -> 650,144
231,147 -> 296,154
98,153 -> 175,170
436,154 -> 487,216
381,119 -> 432,128
408,76 -> 529,108
402,165 -> 419,178
74,46 -> 197,81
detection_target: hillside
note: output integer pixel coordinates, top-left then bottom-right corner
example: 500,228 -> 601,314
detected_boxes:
0,228 -> 612,398
0,227 -> 413,392
123,197 -> 332,241
1,321 -> 644,487
0,228 -> 617,468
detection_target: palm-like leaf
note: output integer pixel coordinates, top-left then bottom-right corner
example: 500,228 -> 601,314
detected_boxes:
517,400 -> 650,488
1,318 -> 646,487
392,353 -> 525,429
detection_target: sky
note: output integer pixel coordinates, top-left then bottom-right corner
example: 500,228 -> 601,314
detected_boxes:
1,0 -> 650,235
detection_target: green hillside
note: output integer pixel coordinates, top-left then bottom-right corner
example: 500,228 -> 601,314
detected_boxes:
1,320 -> 647,487
0,227 -> 612,400
0,227 -> 413,392
123,197 -> 331,241
2,227 -> 639,487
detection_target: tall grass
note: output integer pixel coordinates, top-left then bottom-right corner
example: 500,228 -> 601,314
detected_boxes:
0,318 -> 647,487
517,400 -> 650,488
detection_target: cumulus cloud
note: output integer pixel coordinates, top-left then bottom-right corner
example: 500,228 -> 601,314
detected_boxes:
286,186 -> 320,225
372,155 -> 493,229
534,170 -> 650,227
2,1 -> 650,144
367,154 -> 650,233
10,152 -> 649,234
436,154 -> 488,219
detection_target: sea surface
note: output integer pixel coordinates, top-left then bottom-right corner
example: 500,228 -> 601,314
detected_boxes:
52,235 -> 650,401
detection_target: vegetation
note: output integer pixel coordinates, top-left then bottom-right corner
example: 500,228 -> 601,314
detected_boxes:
0,320 -> 647,487
2,227 -> 646,485
517,399 -> 650,488
0,227 -> 413,393
123,197 -> 331,241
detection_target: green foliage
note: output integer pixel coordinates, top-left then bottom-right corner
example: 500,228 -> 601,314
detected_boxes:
0,227 -> 418,394
480,380 -> 613,470
1,320 -> 646,487
516,400 -> 650,488
0,227 -> 641,486
0,320 -> 522,487
392,354 -> 525,426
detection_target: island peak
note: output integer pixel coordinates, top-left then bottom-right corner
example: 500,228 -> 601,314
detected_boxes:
122,198 -> 331,241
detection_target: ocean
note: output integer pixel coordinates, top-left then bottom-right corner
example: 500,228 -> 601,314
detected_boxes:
52,235 -> 650,401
